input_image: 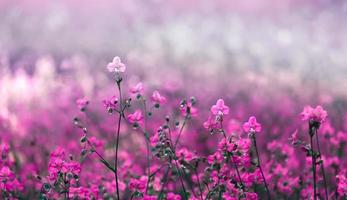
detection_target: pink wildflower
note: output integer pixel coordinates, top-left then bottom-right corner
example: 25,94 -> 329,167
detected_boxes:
243,116 -> 262,133
107,56 -> 126,73
300,105 -> 327,124
129,82 -> 144,95
76,97 -> 89,110
211,99 -> 229,116
127,110 -> 143,124
151,90 -> 166,104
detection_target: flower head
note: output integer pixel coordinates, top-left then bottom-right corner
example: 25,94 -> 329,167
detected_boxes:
300,105 -> 327,124
76,97 -> 89,111
151,90 -> 166,104
107,56 -> 126,73
103,96 -> 118,112
127,110 -> 143,124
211,99 -> 229,116
243,116 -> 262,133
129,82 -> 144,95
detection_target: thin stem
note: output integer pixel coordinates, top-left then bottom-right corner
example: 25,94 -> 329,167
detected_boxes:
174,160 -> 188,200
158,167 -> 171,199
114,81 -> 122,200
173,115 -> 188,150
231,153 -> 244,189
315,130 -> 329,200
310,135 -> 317,200
194,168 -> 204,200
142,99 -> 151,194
221,121 -> 244,191
252,134 -> 271,200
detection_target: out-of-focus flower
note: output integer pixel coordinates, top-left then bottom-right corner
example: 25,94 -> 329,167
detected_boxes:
103,96 -> 118,113
243,116 -> 262,133
211,99 -> 229,116
129,176 -> 147,193
151,90 -> 166,104
289,129 -> 299,145
129,82 -> 144,95
127,110 -> 143,124
336,171 -> 347,196
107,56 -> 126,73
180,102 -> 198,117
76,97 -> 89,111
167,192 -> 181,200
300,105 -> 327,124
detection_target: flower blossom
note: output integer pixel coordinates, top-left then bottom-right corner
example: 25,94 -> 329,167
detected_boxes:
151,90 -> 166,104
107,56 -> 126,73
300,105 -> 327,124
76,97 -> 89,111
243,116 -> 262,133
211,99 -> 229,116
103,96 -> 118,112
129,82 -> 144,95
127,110 -> 143,124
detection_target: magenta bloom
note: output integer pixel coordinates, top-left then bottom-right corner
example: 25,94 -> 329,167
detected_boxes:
167,192 -> 181,200
103,96 -> 118,110
211,99 -> 229,116
0,166 -> 15,181
300,105 -> 327,124
243,116 -> 262,133
129,82 -> 144,95
76,97 -> 89,110
151,90 -> 166,104
107,56 -> 126,73
127,110 -> 143,124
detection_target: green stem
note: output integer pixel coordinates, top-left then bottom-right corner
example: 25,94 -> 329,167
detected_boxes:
252,134 -> 271,200
310,135 -> 317,200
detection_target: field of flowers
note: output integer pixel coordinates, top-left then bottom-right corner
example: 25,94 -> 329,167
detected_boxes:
1,0 -> 347,200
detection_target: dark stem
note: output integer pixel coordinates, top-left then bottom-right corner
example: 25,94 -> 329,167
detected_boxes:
252,134 -> 271,200
173,115 -> 188,150
174,160 -> 189,200
158,167 -> 171,199
114,81 -> 122,200
231,153 -> 244,190
142,100 -> 151,194
221,120 -> 244,191
315,129 -> 329,200
194,169 -> 204,200
310,134 -> 317,200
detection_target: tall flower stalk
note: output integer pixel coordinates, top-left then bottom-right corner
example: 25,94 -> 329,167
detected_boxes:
301,105 -> 328,200
107,56 -> 127,199
243,116 -> 271,200
114,80 -> 122,200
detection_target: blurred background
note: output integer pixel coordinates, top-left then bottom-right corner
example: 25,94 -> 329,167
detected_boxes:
1,0 -> 347,138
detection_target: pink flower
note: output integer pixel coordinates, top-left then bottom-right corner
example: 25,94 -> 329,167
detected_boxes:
336,171 -> 347,196
61,161 -> 81,175
167,192 -> 181,200
129,82 -> 144,95
76,97 -> 89,110
0,166 -> 15,182
129,176 -> 147,193
203,116 -> 220,130
151,90 -> 166,104
211,99 -> 229,116
300,105 -> 327,124
143,195 -> 157,200
127,110 -> 143,124
103,96 -> 118,111
243,116 -> 262,133
107,56 -> 126,73
289,130 -> 298,145
176,148 -> 195,162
